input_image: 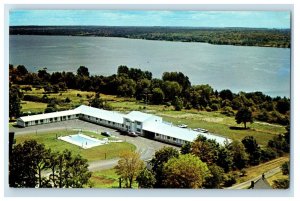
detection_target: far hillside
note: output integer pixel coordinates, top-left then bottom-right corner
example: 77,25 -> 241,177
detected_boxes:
9,26 -> 291,48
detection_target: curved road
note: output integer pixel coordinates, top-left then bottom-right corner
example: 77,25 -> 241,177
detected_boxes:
226,167 -> 281,189
10,119 -> 177,171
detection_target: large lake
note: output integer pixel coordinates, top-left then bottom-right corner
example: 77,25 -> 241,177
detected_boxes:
9,35 -> 290,97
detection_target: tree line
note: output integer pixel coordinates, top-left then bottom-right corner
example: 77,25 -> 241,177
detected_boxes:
115,126 -> 290,189
10,26 -> 291,48
9,64 -> 290,126
9,140 -> 92,188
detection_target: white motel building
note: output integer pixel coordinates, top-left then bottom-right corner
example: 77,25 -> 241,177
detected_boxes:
17,105 -> 229,146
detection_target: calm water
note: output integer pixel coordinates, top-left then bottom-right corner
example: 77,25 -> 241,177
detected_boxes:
9,35 -> 290,97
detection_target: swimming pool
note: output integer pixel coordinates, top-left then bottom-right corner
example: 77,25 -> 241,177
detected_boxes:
58,133 -> 106,149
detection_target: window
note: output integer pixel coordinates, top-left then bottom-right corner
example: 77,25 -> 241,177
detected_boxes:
35,120 -> 39,124
167,136 -> 171,140
68,115 -> 71,119
108,121 -> 111,124
136,121 -> 142,125
173,138 -> 177,141
137,128 -> 141,132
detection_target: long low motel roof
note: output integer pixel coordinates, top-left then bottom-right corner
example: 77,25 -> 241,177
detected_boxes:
76,105 -> 125,124
143,121 -> 230,144
18,109 -> 80,122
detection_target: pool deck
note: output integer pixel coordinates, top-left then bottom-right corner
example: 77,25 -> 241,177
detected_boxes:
58,133 -> 107,149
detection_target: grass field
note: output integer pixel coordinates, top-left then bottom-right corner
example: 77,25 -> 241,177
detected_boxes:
88,168 -> 138,188
234,156 -> 289,184
19,87 -> 286,146
15,130 -> 136,162
21,101 -> 48,113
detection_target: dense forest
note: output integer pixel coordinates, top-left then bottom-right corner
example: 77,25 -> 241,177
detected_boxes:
9,65 -> 290,126
10,26 -> 291,48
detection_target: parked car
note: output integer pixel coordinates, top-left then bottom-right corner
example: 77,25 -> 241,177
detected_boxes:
101,131 -> 111,137
193,128 -> 209,133
127,131 -> 138,137
178,124 -> 188,128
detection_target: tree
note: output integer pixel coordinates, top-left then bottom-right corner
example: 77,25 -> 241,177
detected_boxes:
203,165 -> 225,189
77,66 -> 89,77
162,154 -> 210,188
136,168 -> 156,188
191,139 -> 219,165
172,96 -> 183,111
163,81 -> 182,101
9,140 -> 51,187
268,134 -> 289,155
216,146 -> 233,173
151,87 -> 164,104
9,84 -> 22,120
219,89 -> 233,101
150,147 -> 179,187
181,142 -> 192,154
90,97 -> 104,109
227,140 -> 248,170
242,136 -> 261,165
16,65 -> 28,75
281,161 -> 289,175
235,107 -> 253,128
276,97 -> 290,114
9,141 -> 92,188
115,151 -> 144,188
37,69 -> 51,82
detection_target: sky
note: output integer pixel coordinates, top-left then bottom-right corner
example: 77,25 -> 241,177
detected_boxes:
10,10 -> 290,28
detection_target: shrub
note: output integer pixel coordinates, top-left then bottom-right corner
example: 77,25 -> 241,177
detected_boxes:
221,106 -> 235,116
65,97 -> 71,103
223,174 -> 237,187
205,106 -> 212,112
210,103 -> 219,111
77,93 -> 82,97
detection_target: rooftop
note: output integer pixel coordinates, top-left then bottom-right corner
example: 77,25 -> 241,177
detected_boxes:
143,121 -> 229,144
76,105 -> 125,124
125,111 -> 159,122
18,109 -> 80,122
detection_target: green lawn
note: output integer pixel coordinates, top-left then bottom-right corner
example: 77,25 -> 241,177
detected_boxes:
15,130 -> 136,162
88,168 -> 138,188
21,101 -> 48,113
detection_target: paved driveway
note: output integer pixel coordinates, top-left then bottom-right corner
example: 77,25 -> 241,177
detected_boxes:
10,119 -> 178,171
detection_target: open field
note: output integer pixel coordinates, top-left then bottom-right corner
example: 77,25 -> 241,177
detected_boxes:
234,156 -> 289,184
19,87 -> 286,146
88,168 -> 138,188
15,130 -> 136,162
21,101 -> 48,113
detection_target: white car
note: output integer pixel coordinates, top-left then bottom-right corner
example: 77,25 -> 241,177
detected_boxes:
178,124 -> 188,128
